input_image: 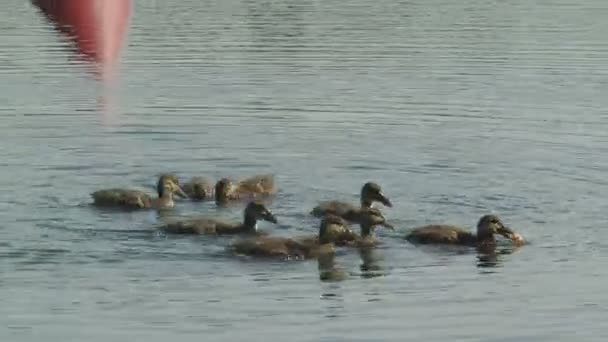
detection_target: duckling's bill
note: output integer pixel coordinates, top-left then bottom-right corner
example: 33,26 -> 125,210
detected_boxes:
378,192 -> 393,207
381,221 -> 395,230
497,225 -> 525,244
264,212 -> 278,224
174,185 -> 188,198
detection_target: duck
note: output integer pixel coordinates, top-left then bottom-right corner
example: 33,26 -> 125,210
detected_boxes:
405,214 -> 525,248
299,207 -> 395,248
158,201 -> 277,235
228,215 -> 337,260
181,176 -> 215,201
214,174 -> 276,205
91,174 -> 187,209
229,207 -> 393,260
310,182 -> 392,223
351,207 -> 395,248
233,174 -> 276,195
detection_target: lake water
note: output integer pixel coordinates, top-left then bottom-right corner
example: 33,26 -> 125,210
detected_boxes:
2,0 -> 608,341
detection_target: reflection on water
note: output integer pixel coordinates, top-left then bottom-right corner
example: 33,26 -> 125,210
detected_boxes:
358,246 -> 388,279
30,0 -> 131,67
476,245 -> 522,270
318,252 -> 348,282
31,0 -> 131,124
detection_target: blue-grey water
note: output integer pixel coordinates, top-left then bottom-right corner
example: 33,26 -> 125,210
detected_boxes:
2,0 -> 608,340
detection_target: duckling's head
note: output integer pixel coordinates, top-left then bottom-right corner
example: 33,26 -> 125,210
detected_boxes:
157,174 -> 187,198
361,182 -> 392,208
318,214 -> 350,244
359,207 -> 394,231
191,179 -> 213,200
214,178 -> 233,204
476,214 -> 514,240
244,201 -> 278,224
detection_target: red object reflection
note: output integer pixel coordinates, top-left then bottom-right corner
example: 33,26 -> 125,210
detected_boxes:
32,0 -> 131,70
32,0 -> 132,123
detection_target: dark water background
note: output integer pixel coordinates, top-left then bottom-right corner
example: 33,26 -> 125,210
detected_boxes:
2,0 -> 608,340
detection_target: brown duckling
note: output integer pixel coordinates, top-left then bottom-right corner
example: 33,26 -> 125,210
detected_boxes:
159,201 -> 277,235
229,213 -> 342,260
310,182 -> 392,222
181,176 -> 214,201
91,174 -> 187,209
229,208 -> 393,260
234,174 -> 276,195
351,207 -> 395,248
299,208 -> 395,248
214,174 -> 276,205
405,214 -> 525,248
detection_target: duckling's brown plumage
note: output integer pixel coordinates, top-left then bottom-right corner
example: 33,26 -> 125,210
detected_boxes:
310,182 -> 392,222
405,214 -> 522,247
294,215 -> 357,248
299,208 -> 394,248
229,214 -> 340,260
235,174 -> 276,195
181,176 -> 214,201
159,201 -> 277,235
214,174 -> 276,205
91,174 -> 187,209
229,207 -> 393,260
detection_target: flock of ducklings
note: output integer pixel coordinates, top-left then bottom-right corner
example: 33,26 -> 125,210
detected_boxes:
90,174 -> 526,260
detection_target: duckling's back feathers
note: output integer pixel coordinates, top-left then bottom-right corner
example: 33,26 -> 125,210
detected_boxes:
160,218 -> 245,235
230,236 -> 295,258
236,174 -> 276,194
405,225 -> 473,244
91,189 -> 150,208
310,200 -> 357,218
181,176 -> 214,200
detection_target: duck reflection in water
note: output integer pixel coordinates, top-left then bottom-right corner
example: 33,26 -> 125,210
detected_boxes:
316,247 -> 388,281
317,251 -> 348,282
316,244 -> 389,282
358,247 -> 388,279
476,244 -> 523,269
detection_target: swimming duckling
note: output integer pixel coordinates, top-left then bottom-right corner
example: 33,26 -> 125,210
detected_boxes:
405,214 -> 524,247
310,182 -> 392,222
234,174 -> 276,195
229,214 -> 341,260
351,207 -> 395,248
91,174 -> 187,209
299,208 -> 394,248
229,208 -> 393,260
159,201 -> 277,235
181,176 -> 214,201
214,174 -> 276,205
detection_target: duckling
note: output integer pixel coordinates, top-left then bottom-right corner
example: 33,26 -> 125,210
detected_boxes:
229,208 -> 393,260
310,182 -> 392,222
91,174 -> 186,209
181,176 -> 214,201
229,213 -> 341,260
159,201 -> 277,235
299,208 -> 394,248
405,214 -> 524,247
214,174 -> 276,205
351,207 -> 395,248
234,174 -> 276,195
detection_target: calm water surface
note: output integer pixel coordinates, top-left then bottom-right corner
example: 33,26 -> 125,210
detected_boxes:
2,0 -> 608,341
